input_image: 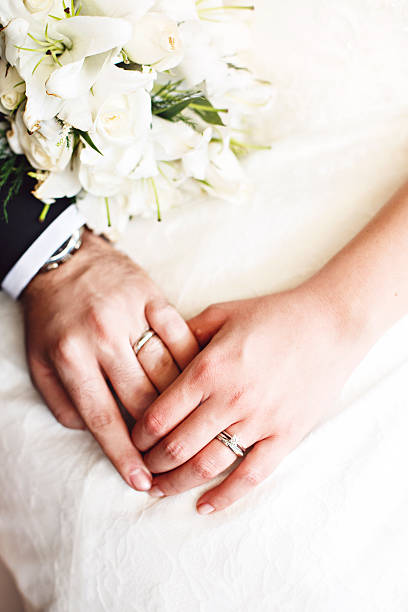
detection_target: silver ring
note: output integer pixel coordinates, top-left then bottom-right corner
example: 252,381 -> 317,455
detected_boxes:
216,431 -> 246,457
133,329 -> 156,355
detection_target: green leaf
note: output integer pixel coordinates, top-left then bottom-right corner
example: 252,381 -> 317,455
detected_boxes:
154,97 -> 197,120
189,96 -> 226,126
0,123 -> 32,221
74,129 -> 103,155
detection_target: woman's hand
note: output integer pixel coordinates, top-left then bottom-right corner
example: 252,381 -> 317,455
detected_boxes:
132,285 -> 368,513
22,229 -> 199,492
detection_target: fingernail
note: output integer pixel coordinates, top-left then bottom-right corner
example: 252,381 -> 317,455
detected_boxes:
130,468 -> 152,491
66,415 -> 86,430
148,485 -> 165,498
197,503 -> 215,515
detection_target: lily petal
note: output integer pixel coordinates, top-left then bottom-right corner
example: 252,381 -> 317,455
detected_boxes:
55,16 -> 132,64
46,51 -> 111,99
81,0 -> 154,19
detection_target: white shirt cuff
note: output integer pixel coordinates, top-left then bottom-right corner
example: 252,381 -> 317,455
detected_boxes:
1,205 -> 86,300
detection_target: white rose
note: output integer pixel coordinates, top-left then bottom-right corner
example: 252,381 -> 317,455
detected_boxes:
95,89 -> 152,145
9,109 -> 73,172
23,0 -> 53,14
78,161 -> 125,198
1,89 -> 24,111
78,89 -> 152,196
124,12 -> 184,71
0,60 -> 25,112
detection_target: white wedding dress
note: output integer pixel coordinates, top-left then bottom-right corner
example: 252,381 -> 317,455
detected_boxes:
2,1 -> 408,610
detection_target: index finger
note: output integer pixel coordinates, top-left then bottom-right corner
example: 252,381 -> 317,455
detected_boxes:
131,360 -> 205,452
55,353 -> 152,492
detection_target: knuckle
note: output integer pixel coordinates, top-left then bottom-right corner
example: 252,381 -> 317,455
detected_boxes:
192,355 -> 214,383
86,304 -> 111,341
145,299 -> 170,322
191,456 -> 219,481
143,411 -> 165,437
87,410 -> 114,431
51,334 -> 81,365
204,304 -> 221,318
162,439 -> 186,462
239,468 -> 264,488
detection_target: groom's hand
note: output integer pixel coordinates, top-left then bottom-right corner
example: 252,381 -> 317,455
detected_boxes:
21,229 -> 199,492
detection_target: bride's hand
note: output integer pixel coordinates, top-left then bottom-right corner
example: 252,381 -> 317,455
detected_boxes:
132,285 -> 367,513
22,229 -> 199,492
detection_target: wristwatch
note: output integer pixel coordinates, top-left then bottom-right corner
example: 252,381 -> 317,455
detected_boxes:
40,227 -> 85,273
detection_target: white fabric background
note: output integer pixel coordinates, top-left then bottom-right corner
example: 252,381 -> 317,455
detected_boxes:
1,1 -> 408,610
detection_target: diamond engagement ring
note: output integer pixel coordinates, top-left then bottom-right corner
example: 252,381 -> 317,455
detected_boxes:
216,431 -> 246,457
133,329 -> 156,355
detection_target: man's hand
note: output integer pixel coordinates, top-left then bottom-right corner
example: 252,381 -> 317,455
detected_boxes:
22,229 -> 199,492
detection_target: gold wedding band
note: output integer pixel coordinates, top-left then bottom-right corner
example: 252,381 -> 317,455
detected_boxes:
133,329 -> 156,355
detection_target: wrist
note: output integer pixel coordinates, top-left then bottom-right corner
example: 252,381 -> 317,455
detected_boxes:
21,229 -> 109,302
302,266 -> 378,360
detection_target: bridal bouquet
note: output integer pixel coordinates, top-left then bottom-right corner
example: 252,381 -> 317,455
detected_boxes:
0,0 -> 273,235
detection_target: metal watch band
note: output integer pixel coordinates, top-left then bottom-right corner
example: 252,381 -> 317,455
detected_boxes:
40,227 -> 85,273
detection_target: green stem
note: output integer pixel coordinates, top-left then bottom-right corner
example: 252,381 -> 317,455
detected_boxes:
189,103 -> 228,113
149,178 -> 162,222
104,197 -> 111,227
199,5 -> 254,13
39,203 -> 50,223
230,138 -> 271,151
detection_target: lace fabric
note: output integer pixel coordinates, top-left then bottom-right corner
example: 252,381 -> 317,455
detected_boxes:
1,1 -> 408,609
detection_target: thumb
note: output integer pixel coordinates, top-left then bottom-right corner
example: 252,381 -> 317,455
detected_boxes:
188,304 -> 229,347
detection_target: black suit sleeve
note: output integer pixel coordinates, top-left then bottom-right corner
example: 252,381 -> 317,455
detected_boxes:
0,174 -> 73,284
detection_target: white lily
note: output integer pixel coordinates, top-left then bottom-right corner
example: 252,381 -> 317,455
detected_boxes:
80,0 -> 154,20
152,0 -> 198,22
76,191 -> 131,238
196,0 -> 254,24
1,6 -> 133,131
182,128 -> 212,180
151,116 -> 210,162
211,69 -> 275,119
32,164 -> 82,203
175,20 -> 227,88
128,174 -> 182,219
203,136 -> 251,202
